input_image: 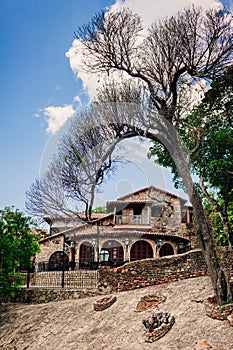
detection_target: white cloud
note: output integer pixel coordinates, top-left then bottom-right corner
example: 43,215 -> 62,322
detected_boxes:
44,104 -> 75,135
39,93 -> 83,135
44,0 -> 223,135
65,0 -> 222,100
73,94 -> 82,107
65,39 -> 102,99
117,0 -> 220,26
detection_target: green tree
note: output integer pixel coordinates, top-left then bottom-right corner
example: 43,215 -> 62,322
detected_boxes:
92,206 -> 107,213
204,200 -> 233,246
0,207 -> 40,302
148,68 -> 233,246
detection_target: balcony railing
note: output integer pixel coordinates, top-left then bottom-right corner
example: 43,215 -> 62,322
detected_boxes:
115,215 -> 149,225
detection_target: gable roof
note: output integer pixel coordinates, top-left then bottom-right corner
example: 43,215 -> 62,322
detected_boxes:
117,185 -> 188,202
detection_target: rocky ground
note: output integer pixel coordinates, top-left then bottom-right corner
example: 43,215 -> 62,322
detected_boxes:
0,276 -> 232,350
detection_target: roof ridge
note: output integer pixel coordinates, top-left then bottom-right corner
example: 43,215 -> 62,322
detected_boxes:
117,185 -> 187,201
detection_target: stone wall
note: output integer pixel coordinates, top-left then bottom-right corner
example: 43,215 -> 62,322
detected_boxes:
11,288 -> 98,304
204,296 -> 233,320
220,247 -> 233,277
98,250 -> 208,293
98,249 -> 233,293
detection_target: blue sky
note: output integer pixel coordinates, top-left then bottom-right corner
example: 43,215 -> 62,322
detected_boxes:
0,0 -> 231,216
0,0 -> 114,212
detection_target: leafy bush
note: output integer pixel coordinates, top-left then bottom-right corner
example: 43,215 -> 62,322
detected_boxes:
0,207 -> 40,302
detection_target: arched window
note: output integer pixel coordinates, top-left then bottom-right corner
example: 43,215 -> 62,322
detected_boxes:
79,242 -> 94,269
130,240 -> 153,261
49,251 -> 69,271
101,240 -> 124,266
159,243 -> 174,257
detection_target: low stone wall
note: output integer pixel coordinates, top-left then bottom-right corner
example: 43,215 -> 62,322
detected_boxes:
204,297 -> 233,320
94,295 -> 117,311
99,250 -> 207,292
219,247 -> 233,277
144,315 -> 175,343
98,249 -> 233,293
10,288 -> 99,304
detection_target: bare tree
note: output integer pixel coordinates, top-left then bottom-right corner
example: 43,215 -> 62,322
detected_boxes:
58,110 -> 126,220
25,156 -> 93,223
26,108 -> 125,223
25,166 -> 68,223
74,5 -> 233,303
76,6 -> 232,119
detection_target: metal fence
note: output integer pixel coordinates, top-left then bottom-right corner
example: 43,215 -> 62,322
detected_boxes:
21,270 -> 99,290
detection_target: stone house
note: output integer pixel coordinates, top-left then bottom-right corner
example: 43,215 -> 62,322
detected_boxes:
36,186 -> 197,271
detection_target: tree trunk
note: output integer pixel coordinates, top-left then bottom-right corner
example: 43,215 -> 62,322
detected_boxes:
191,186 -> 232,303
128,123 -> 232,303
173,144 -> 232,303
136,125 -> 232,303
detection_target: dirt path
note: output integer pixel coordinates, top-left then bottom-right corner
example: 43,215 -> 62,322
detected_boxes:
0,276 -> 232,350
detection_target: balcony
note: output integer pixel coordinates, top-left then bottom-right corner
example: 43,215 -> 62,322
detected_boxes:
115,215 -> 149,225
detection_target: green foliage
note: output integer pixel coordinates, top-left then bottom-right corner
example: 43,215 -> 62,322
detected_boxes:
92,206 -> 107,213
204,200 -> 233,246
0,207 -> 40,302
184,69 -> 232,199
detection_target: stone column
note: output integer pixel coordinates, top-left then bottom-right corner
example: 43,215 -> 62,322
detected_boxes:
124,245 -> 130,262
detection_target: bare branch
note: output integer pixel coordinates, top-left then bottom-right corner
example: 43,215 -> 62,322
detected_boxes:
76,6 -> 233,123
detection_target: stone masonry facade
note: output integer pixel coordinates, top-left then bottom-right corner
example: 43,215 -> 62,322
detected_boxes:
37,186 -> 197,272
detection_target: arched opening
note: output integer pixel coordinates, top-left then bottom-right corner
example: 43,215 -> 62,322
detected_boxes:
49,251 -> 69,271
159,243 -> 174,257
130,240 -> 153,261
79,242 -> 94,269
101,240 -> 124,267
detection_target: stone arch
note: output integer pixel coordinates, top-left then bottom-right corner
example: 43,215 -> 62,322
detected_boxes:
79,241 -> 94,269
159,243 -> 174,257
130,240 -> 153,261
101,240 -> 124,266
49,251 -> 69,271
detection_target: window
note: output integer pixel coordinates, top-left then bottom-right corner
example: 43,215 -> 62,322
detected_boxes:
49,251 -> 69,271
79,242 -> 94,269
116,210 -> 123,224
159,243 -> 174,257
130,240 -> 153,261
102,240 -> 124,264
133,206 -> 142,215
181,208 -> 193,223
151,206 -> 162,217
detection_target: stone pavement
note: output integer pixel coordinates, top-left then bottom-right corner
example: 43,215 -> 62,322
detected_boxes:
0,276 -> 233,350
